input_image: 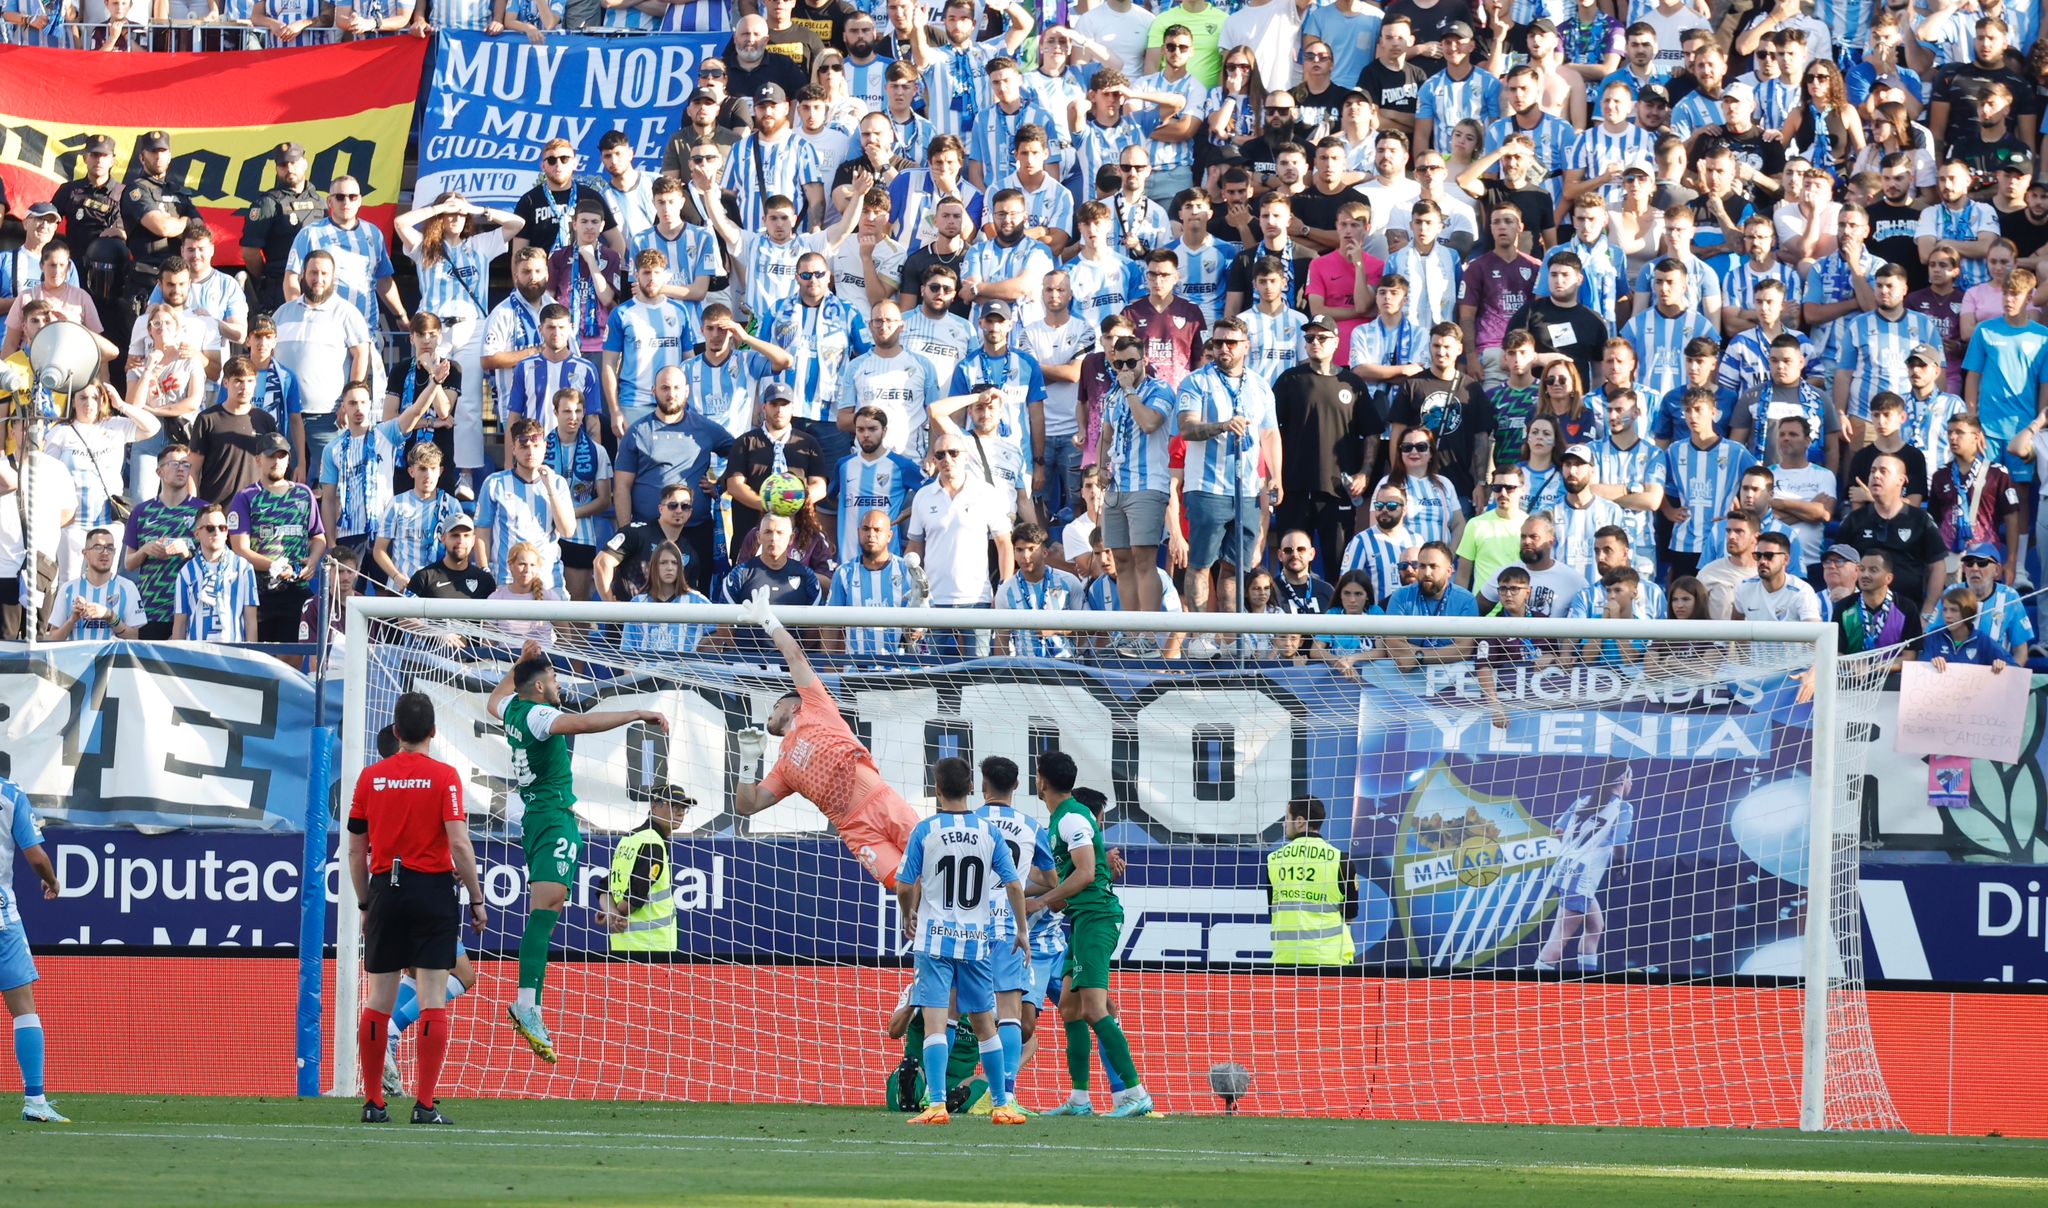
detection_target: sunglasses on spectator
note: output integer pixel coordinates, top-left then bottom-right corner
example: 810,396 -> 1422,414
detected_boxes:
331,192 -> 361,200
820,62 -> 845,72
1122,163 -> 1152,172
1371,501 -> 1404,511
1544,375 -> 1570,385
699,67 -> 726,77
1306,332 -> 1336,341
1489,482 -> 1519,493
1112,358 -> 1142,370
197,523 -> 227,532
1756,550 -> 1786,560
931,449 -> 963,460
664,500 -> 693,511
1962,556 -> 1997,567
544,155 -> 573,165
1400,442 -> 1431,453
1396,560 -> 1420,570
797,270 -> 828,281
1302,49 -> 1331,60
691,153 -> 718,163
86,543 -> 117,552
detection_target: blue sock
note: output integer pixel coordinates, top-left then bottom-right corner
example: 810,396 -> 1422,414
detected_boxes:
391,978 -> 421,1036
978,1037 -> 1009,1108
1099,1034 -> 1127,1094
15,1015 -> 46,1099
921,1036 -> 948,1107
997,1019 -> 1023,1101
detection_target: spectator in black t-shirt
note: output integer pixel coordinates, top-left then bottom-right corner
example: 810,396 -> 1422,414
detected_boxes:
1291,36 -> 1360,133
1353,17 -> 1429,136
1505,252 -> 1609,386
1994,160 -> 2048,268
1837,452 -> 1947,621
594,482 -> 704,601
513,139 -> 620,259
725,388 -> 832,549
1928,24 -> 2036,150
1388,321 -> 1495,502
188,357 -> 282,509
404,515 -> 498,601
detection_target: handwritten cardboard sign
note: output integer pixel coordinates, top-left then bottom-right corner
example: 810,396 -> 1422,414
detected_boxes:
1893,663 -> 2030,763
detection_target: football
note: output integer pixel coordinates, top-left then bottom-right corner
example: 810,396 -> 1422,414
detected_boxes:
761,472 -> 807,517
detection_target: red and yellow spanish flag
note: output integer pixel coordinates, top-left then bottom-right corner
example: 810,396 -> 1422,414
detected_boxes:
0,38 -> 425,267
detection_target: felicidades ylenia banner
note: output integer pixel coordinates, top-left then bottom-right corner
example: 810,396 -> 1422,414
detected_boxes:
0,39 -> 425,268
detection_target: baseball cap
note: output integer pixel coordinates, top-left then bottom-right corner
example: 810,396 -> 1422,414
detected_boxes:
25,203 -> 57,219
1526,16 -> 1557,33
980,299 -> 1014,322
1905,342 -> 1944,367
1562,443 -> 1595,464
1822,543 -> 1861,564
1638,84 -> 1671,106
1997,149 -> 2037,176
1620,157 -> 1653,178
687,87 -> 715,104
84,133 -> 115,155
764,383 -> 797,404
1723,81 -> 1756,106
440,511 -> 476,537
1444,19 -> 1475,38
1303,317 -> 1336,336
755,82 -> 787,105
259,431 -> 292,456
138,130 -> 170,152
1963,542 -> 2004,564
273,141 -> 306,165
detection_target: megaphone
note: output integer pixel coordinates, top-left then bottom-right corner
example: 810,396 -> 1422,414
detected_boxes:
27,319 -> 105,396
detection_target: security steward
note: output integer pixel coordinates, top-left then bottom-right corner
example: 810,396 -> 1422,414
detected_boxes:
53,133 -> 128,341
1264,796 -> 1359,965
600,785 -> 695,954
119,131 -> 200,337
241,142 -> 326,313
348,691 -> 487,1126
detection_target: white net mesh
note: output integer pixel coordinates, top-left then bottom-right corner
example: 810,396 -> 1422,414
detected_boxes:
342,602 -> 1903,1129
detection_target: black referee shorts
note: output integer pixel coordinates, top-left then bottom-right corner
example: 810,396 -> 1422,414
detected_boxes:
364,871 -> 461,975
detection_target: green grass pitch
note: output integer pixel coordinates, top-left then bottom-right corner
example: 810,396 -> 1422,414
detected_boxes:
4,1096 -> 2043,1207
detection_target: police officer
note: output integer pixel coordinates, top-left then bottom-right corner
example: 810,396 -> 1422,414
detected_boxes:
119,130 -> 200,339
52,133 -> 128,346
241,141 -> 325,313
1264,796 -> 1358,965
599,786 -> 694,953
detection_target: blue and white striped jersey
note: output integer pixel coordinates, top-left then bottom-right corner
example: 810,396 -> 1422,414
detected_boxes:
597,174 -> 658,247
483,294 -> 547,407
1569,124 -> 1656,203
1349,314 -> 1427,410
174,551 -> 261,643
722,130 -> 823,231
631,222 -> 718,290
1802,250 -> 1890,341
897,810 -> 1019,961
1134,70 -> 1209,172
885,112 -> 937,169
1242,306 -> 1309,385
1662,436 -> 1756,555
949,347 -> 1048,463
767,295 -> 874,424
377,488 -> 463,585
1755,79 -> 1795,131
963,237 -> 1057,328
505,353 -> 603,437
1176,366 -> 1276,496
1106,193 -> 1172,256
545,430 -> 615,549
1,246 -> 74,297
620,590 -> 713,654
921,41 -> 1002,138
1384,243 -> 1460,328
683,348 -> 768,440
827,555 -> 920,658
475,468 -> 569,586
1417,68 -> 1503,154
901,308 -> 976,392
994,173 -> 1076,239
0,776 -> 42,928
1069,117 -> 1143,199
1564,577 -> 1668,619
837,349 -> 943,458
1903,389 -> 1967,469
845,57 -> 896,113
1341,524 -> 1413,605
1668,91 -> 1727,140
1168,237 -> 1237,324
1538,237 -> 1631,324
735,229 -> 826,325
1719,324 -> 1817,402
1064,250 -> 1143,330
1719,258 -> 1800,319
1972,581 -> 2036,654
1102,378 -> 1179,494
429,0 -> 490,26
410,229 -> 507,327
836,450 -> 925,555
250,362 -> 304,430
602,298 -> 700,421
1375,472 -> 1459,546
1549,493 -> 1628,576
1083,566 -> 1184,611
1624,306 -> 1719,403
48,573 -> 143,639
1484,113 -> 1576,204
969,97 -> 1057,179
657,0 -> 728,30
995,567 -> 1084,658
286,217 -> 396,330
1631,250 -> 1723,315
1833,308 -> 1944,420
1590,436 -> 1664,573
319,419 -> 408,538
975,802 -> 1057,943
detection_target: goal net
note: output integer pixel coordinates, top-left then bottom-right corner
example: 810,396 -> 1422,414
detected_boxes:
335,597 -> 1903,1130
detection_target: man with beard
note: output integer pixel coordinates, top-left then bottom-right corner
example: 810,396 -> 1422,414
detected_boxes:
1865,154 -> 1928,288
1274,318 -> 1378,566
1239,94 -> 1308,180
1929,17 -> 2037,152
962,190 -> 1056,327
226,433 -> 328,641
1505,252 -> 1609,385
1339,482 -> 1415,600
660,89 -> 741,177
614,366 -> 737,588
726,14 -> 809,103
1480,512 -> 1588,616
272,250 -> 371,477
242,142 -> 325,313
1993,159 -> 2048,271
725,82 -> 826,231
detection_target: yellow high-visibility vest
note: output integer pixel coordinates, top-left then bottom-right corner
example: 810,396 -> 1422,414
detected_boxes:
608,826 -> 675,953
1267,835 -> 1354,965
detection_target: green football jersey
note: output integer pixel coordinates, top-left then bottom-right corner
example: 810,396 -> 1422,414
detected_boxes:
502,696 -> 576,816
1048,795 -> 1117,916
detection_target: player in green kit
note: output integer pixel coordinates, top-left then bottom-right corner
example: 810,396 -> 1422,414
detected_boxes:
489,640 -> 670,1062
1025,751 -> 1154,1118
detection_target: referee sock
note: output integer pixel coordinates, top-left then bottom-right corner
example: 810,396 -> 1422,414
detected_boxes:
357,1009 -> 391,1108
996,1019 -> 1022,1102
921,1035 -> 948,1109
14,1014 -> 46,1099
977,1038 -> 1009,1109
415,1008 -> 450,1111
1063,1019 -> 1091,1092
1089,1014 -> 1140,1092
518,909 -> 562,1000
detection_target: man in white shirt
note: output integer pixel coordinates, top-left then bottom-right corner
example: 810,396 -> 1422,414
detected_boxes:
1075,0 -> 1157,75
0,423 -> 76,639
906,430 -> 1015,657
1019,269 -> 1098,523
1767,413 -> 1837,581
1220,0 -> 1307,91
272,249 -> 373,477
1731,531 -> 1821,622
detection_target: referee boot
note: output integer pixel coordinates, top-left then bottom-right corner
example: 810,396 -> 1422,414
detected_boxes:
411,1101 -> 454,1126
361,1101 -> 390,1124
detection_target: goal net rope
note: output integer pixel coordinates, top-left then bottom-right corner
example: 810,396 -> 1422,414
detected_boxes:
337,599 -> 1902,1130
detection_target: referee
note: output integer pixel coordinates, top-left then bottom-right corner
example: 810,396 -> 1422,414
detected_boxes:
348,691 -> 486,1126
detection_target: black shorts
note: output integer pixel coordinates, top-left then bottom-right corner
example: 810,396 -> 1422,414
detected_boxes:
559,540 -> 597,571
363,870 -> 461,975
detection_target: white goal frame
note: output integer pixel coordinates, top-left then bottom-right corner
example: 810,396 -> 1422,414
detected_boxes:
334,597 -> 1846,1130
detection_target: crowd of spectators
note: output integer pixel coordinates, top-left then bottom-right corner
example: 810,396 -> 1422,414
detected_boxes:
4,0 -> 2048,673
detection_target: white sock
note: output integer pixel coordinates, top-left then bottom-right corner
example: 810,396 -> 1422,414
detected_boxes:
1578,955 -> 1600,970
1533,960 -> 1556,972
516,988 -> 537,1009
447,977 -> 470,1003
1070,1090 -> 1091,1107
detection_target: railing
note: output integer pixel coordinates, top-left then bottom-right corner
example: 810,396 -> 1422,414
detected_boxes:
22,16 -> 743,50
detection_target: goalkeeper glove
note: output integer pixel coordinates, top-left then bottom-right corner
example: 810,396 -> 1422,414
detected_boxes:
739,586 -> 785,633
737,727 -> 768,772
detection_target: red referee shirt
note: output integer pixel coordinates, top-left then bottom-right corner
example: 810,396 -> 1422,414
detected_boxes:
350,751 -> 465,875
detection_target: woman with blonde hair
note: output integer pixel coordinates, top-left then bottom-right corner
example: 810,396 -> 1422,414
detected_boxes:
489,540 -> 564,646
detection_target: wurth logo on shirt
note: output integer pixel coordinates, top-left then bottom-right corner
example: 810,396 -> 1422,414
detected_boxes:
371,777 -> 439,792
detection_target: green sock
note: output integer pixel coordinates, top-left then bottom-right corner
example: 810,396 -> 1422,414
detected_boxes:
946,1026 -> 981,1087
1064,1019 -> 1092,1090
903,1012 -> 926,1062
1090,1015 -> 1140,1088
519,908 -> 560,995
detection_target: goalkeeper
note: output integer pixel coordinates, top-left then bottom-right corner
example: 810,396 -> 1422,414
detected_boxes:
489,640 -> 671,1063
731,589 -> 920,888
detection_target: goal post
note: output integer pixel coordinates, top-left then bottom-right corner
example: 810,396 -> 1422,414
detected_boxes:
333,595 -> 1901,1131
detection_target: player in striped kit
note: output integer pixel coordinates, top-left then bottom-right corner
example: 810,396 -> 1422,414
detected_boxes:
373,443 -> 464,590
321,381 -> 440,560
836,407 -> 925,556
1624,260 -> 1719,403
1831,265 -> 1943,435
45,527 -> 143,641
1240,258 -> 1310,386
506,305 -> 602,440
973,756 -> 1058,1114
172,504 -> 262,643
1661,388 -> 1757,581
602,251 -> 703,434
995,521 -> 1083,658
1,771 -> 66,1123
894,755 -> 1028,1126
828,509 -> 923,659
475,419 -> 578,591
